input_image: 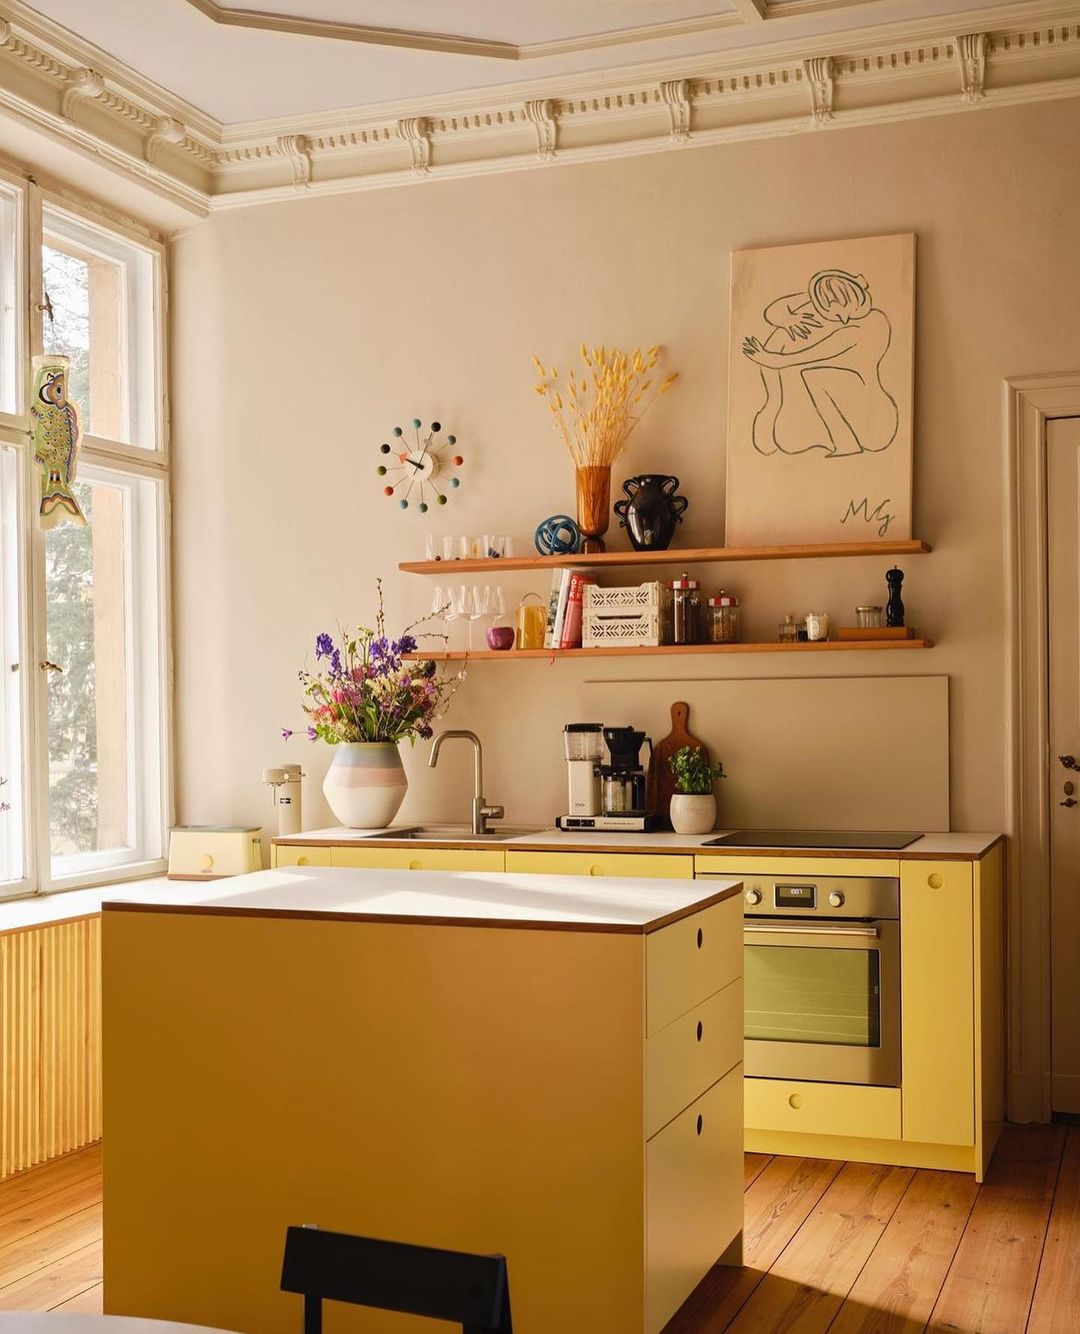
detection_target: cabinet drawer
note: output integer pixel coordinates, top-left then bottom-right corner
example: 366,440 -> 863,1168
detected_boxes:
504,851 -> 692,880
646,979 -> 742,1138
646,894 -> 742,1036
646,1067 -> 743,1334
745,1077 -> 902,1140
331,848 -> 506,873
273,845 -> 331,868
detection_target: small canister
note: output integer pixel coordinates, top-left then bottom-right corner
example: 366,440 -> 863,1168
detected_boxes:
669,571 -> 701,644
516,592 -> 547,650
706,591 -> 739,644
855,605 -> 884,629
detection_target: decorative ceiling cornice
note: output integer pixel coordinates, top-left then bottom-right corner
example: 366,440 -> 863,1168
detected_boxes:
178,0 -> 746,61
0,1 -> 1079,222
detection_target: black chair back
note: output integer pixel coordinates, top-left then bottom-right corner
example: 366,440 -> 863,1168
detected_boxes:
281,1225 -> 513,1334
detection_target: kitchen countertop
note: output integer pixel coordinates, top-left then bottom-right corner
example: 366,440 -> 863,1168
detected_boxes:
103,865 -> 742,933
272,825 -> 1004,861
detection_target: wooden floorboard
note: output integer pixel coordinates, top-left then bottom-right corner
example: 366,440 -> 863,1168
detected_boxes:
4,1131 -> 1080,1332
665,1156 -> 843,1333
1026,1126 -> 1080,1334
927,1123 -> 1066,1334
828,1168 -> 980,1334
725,1162 -> 914,1332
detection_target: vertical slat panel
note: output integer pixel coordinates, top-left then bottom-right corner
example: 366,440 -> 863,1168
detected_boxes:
0,916 -> 102,1181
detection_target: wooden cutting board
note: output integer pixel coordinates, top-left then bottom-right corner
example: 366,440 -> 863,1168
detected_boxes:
647,701 -> 708,830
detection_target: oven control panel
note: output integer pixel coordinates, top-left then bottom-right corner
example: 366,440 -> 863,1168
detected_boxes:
711,874 -> 900,920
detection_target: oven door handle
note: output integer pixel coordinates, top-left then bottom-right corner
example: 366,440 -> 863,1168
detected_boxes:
744,922 -> 881,939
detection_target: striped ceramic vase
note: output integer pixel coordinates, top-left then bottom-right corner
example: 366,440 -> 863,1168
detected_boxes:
322,741 -> 408,829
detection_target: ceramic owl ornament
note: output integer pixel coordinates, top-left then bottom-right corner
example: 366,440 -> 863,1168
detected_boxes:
31,354 -> 86,531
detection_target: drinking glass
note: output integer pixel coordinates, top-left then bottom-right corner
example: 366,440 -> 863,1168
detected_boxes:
446,584 -> 470,651
425,534 -> 441,562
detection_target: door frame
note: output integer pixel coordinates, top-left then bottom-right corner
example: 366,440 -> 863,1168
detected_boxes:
1004,371 -> 1080,1123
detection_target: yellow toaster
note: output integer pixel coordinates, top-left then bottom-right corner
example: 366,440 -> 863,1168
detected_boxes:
168,826 -> 262,880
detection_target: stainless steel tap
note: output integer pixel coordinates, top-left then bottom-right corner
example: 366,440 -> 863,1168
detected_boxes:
428,730 -> 504,835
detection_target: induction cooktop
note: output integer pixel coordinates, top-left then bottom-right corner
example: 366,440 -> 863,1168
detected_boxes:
702,830 -> 923,850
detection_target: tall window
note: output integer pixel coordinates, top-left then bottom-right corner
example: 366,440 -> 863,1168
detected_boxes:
0,171 -> 169,896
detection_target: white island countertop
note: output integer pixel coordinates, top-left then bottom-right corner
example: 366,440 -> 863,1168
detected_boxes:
102,865 -> 742,933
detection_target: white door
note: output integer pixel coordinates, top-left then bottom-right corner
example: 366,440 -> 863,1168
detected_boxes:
1047,416 -> 1080,1112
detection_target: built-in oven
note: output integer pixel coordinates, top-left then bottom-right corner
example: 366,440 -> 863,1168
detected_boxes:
700,872 -> 901,1087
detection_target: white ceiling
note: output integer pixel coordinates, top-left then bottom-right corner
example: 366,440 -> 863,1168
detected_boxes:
24,0 -> 1049,125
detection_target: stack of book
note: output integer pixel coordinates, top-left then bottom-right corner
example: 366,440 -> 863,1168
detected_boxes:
543,568 -> 597,649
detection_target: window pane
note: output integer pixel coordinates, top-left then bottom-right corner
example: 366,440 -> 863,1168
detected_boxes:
42,209 -> 158,449
0,185 -> 18,415
46,467 -> 163,877
0,445 -> 24,888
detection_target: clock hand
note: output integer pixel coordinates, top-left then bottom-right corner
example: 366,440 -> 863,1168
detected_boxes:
407,457 -> 425,471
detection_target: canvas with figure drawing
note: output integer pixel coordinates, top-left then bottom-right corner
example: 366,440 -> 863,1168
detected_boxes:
725,232 -> 915,545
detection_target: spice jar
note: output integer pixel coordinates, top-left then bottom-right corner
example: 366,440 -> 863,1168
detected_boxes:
778,613 -> 798,644
668,572 -> 701,644
706,591 -> 739,643
855,605 -> 884,629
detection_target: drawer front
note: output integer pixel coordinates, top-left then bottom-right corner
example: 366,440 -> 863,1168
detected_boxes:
745,1077 -> 902,1140
273,845 -> 331,868
696,855 -> 900,879
646,894 -> 742,1036
331,848 -> 506,873
646,1067 -> 743,1334
646,979 -> 742,1138
504,851 -> 693,880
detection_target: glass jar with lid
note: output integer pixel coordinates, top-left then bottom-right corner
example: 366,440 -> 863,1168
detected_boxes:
706,591 -> 739,643
668,572 -> 701,644
855,605 -> 884,629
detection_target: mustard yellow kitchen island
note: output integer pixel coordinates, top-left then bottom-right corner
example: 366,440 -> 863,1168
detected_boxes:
102,865 -> 744,1334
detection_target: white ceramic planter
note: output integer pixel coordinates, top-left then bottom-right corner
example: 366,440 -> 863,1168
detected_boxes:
322,741 -> 407,830
669,792 -> 717,836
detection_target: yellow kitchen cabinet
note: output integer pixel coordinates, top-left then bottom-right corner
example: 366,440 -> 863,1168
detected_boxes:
102,880 -> 744,1334
745,1077 -> 901,1140
272,844 -> 331,868
646,1066 -> 743,1333
330,846 -> 505,873
505,850 -> 693,880
900,859 -> 975,1148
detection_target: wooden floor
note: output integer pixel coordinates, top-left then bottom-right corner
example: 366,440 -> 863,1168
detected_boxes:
0,1127 -> 1077,1330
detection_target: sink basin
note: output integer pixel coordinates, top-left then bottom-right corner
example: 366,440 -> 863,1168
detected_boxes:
393,825 -> 543,842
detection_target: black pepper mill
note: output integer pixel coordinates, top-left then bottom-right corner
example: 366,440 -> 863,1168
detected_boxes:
886,566 -> 905,627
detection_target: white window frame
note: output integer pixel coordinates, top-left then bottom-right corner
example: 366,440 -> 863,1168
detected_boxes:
0,160 -> 172,898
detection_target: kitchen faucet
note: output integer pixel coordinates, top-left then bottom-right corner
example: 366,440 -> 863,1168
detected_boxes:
428,730 -> 504,836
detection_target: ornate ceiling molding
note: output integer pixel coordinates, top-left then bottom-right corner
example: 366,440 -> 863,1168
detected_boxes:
0,2 -> 1078,220
179,1 -> 745,61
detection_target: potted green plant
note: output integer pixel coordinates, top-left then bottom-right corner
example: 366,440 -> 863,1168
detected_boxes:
668,746 -> 726,835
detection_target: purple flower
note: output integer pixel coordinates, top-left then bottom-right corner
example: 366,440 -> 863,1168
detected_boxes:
370,635 -> 401,675
306,725 -> 318,740
315,632 -> 334,660
394,634 -> 417,656
281,728 -> 294,740
418,724 -> 433,739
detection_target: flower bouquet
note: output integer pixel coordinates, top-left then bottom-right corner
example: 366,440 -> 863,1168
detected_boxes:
284,583 -> 460,828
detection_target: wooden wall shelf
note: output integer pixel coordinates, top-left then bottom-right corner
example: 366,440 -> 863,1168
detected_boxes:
405,639 -> 933,662
399,539 -> 931,577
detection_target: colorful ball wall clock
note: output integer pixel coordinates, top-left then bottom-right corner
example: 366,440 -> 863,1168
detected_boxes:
375,419 -> 464,513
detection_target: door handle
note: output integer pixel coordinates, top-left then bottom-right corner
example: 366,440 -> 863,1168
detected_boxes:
1061,798 -> 1077,808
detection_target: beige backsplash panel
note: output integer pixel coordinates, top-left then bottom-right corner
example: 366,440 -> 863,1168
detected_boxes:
582,675 -> 949,832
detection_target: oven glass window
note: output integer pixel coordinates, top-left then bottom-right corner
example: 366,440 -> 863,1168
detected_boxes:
745,945 -> 881,1047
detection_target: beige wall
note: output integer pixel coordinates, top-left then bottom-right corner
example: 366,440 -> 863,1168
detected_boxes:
170,99 -> 1080,840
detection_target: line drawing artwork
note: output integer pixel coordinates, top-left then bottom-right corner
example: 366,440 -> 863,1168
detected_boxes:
741,269 -> 899,459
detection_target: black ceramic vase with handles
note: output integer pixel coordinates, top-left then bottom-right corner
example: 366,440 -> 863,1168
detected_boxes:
613,474 -> 688,551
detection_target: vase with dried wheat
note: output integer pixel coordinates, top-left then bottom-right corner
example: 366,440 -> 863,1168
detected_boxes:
533,345 -> 678,552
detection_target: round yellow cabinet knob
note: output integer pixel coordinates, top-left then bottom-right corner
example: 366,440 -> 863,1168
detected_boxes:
788,1093 -> 804,1110
409,860 -> 424,871
200,853 -> 214,872
928,872 -> 944,889
296,856 -> 310,866
589,865 -> 604,876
